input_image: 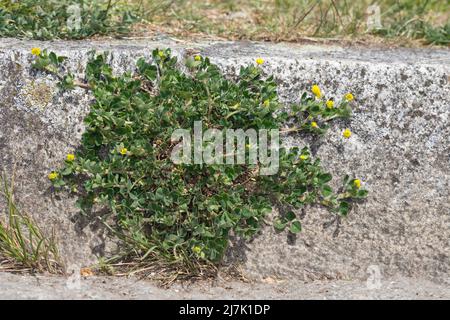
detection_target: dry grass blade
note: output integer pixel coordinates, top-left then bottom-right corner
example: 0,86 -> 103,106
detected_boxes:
101,259 -> 219,287
132,0 -> 449,46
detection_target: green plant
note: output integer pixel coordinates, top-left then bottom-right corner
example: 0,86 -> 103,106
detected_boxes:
30,48 -> 82,90
424,23 -> 450,46
0,172 -> 62,273
34,48 -> 367,277
142,0 -> 448,46
370,1 -> 450,46
0,0 -> 137,40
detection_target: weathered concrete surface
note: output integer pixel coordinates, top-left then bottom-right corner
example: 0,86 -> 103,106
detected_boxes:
0,38 -> 449,283
0,273 -> 449,300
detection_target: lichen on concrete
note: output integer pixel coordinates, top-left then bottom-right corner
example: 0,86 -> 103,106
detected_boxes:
18,79 -> 54,111
0,38 -> 449,283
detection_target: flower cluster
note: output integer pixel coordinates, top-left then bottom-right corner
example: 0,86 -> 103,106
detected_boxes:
309,84 -> 356,139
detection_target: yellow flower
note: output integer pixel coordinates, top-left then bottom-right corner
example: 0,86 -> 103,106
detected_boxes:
192,246 -> 202,254
326,100 -> 334,108
345,93 -> 354,101
120,147 -> 128,155
66,154 -> 75,162
31,47 -> 41,56
256,58 -> 264,65
263,99 -> 270,107
311,121 -> 318,128
353,179 -> 361,188
48,172 -> 58,180
194,55 -> 201,61
158,50 -> 164,58
343,128 -> 352,138
299,154 -> 309,161
311,85 -> 321,98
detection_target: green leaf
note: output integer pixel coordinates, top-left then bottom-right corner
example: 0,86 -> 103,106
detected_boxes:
285,210 -> 296,221
339,201 -> 350,216
241,208 -> 253,218
321,184 -> 333,197
185,58 -> 202,69
60,167 -> 73,176
57,56 -> 67,63
273,218 -> 287,231
319,173 -> 332,184
289,220 -> 302,234
357,189 -> 369,198
49,52 -> 58,65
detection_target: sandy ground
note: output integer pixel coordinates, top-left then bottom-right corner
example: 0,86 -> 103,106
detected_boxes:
0,272 -> 448,300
